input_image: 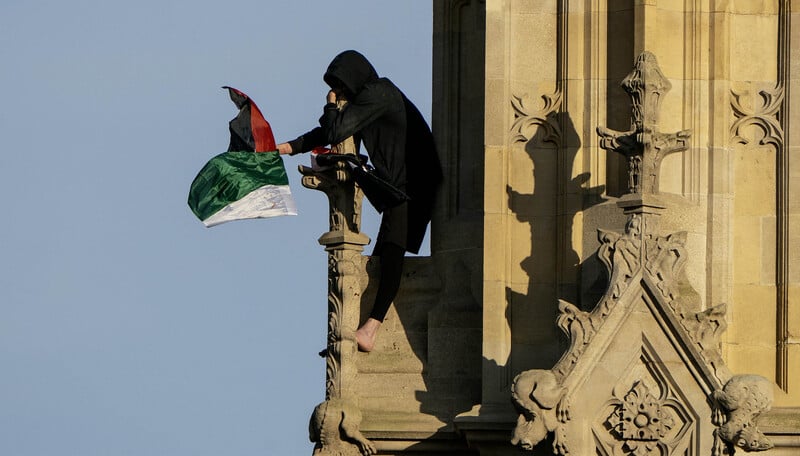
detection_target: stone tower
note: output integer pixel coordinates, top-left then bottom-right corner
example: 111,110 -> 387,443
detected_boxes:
303,1 -> 800,455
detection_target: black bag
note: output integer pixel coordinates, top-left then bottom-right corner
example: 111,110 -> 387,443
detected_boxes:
315,154 -> 409,212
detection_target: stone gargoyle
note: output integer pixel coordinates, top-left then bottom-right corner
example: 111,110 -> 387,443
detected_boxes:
511,369 -> 569,453
309,398 -> 376,456
712,374 -> 774,453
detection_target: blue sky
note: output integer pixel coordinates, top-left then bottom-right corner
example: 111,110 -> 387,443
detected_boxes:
0,2 -> 432,454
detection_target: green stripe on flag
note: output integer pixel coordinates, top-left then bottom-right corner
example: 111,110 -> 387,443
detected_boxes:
188,151 -> 290,222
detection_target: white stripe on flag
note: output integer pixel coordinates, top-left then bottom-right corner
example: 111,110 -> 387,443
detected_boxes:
203,184 -> 297,227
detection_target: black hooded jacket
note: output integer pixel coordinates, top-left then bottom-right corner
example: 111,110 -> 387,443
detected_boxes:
288,50 -> 441,253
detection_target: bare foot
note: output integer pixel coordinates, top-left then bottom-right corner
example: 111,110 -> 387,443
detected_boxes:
355,318 -> 381,352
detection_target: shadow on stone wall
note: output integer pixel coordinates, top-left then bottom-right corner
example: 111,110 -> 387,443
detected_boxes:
349,112 -> 617,452
505,111 -> 607,373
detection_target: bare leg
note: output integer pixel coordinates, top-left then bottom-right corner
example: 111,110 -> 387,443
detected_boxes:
355,318 -> 382,352
357,242 -> 404,352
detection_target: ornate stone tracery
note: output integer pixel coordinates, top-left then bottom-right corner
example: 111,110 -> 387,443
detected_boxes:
510,91 -> 563,145
730,83 -> 784,148
510,52 -> 774,455
605,381 -> 676,456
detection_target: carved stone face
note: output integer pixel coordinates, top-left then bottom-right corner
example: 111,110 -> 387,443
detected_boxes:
737,426 -> 772,452
510,412 -> 547,450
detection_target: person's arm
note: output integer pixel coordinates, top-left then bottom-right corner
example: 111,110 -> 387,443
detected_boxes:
278,87 -> 388,154
276,142 -> 293,154
277,126 -> 327,155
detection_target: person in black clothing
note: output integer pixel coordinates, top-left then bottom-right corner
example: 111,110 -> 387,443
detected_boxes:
277,50 -> 441,352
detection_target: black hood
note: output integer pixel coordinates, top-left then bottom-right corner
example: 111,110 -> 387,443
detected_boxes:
323,50 -> 378,98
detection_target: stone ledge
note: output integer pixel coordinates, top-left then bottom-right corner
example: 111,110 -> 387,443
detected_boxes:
452,403 -> 516,443
361,410 -> 448,434
365,432 -> 474,454
357,351 -> 426,374
760,407 -> 800,434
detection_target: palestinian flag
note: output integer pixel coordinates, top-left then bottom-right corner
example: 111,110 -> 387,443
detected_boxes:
188,87 -> 297,227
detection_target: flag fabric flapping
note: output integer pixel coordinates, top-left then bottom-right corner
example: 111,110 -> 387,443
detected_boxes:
188,87 -> 297,227
188,151 -> 297,227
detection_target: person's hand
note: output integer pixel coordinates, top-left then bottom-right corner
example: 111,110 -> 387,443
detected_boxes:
277,142 -> 292,155
327,89 -> 338,104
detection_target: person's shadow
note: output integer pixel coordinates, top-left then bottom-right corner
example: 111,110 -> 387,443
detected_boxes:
458,110 -> 610,453
504,110 -> 607,374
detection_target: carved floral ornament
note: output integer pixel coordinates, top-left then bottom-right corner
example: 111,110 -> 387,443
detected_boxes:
730,83 -> 784,148
510,90 -> 563,145
605,381 -> 678,456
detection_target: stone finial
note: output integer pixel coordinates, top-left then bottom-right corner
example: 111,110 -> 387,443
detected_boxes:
597,52 -> 691,195
621,51 -> 671,133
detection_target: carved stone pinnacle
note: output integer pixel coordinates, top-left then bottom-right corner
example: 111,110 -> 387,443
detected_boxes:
597,51 -> 692,196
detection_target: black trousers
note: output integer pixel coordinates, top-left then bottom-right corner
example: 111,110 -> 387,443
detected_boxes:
369,203 -> 408,322
369,242 -> 404,322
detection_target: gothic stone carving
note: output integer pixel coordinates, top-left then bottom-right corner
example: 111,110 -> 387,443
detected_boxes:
511,52 -> 775,456
607,383 -> 674,445
310,398 -> 376,456
554,215 -> 700,380
510,91 -> 563,145
597,52 -> 691,194
712,375 -> 775,454
555,299 -> 596,371
299,154 -> 364,237
730,83 -> 784,148
322,252 -> 358,397
601,380 -> 687,456
301,158 -> 368,400
510,369 -> 570,454
597,215 -> 645,310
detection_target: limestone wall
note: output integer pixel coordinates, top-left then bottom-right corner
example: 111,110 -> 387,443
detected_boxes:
476,0 -> 800,413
